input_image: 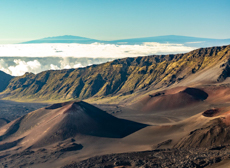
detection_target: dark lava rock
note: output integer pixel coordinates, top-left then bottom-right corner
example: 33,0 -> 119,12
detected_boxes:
62,146 -> 230,168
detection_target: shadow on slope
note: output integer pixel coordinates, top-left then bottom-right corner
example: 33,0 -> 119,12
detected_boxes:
0,118 -> 10,127
140,87 -> 208,112
0,101 -> 148,149
0,138 -> 23,151
34,101 -> 148,147
0,116 -> 25,141
175,111 -> 230,148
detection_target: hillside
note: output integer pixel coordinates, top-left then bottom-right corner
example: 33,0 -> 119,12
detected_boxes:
0,101 -> 146,149
0,71 -> 13,92
0,101 -> 148,167
2,45 -> 230,101
174,108 -> 230,149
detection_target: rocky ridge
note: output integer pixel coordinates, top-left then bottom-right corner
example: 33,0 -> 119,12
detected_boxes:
2,45 -> 230,101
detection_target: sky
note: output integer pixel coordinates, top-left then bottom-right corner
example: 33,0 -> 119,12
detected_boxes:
0,0 -> 230,44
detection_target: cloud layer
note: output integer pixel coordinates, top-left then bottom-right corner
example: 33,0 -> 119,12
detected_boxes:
0,43 -> 196,76
0,57 -> 115,76
0,43 -> 195,58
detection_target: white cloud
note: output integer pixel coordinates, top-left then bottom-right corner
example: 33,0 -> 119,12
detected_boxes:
0,43 -> 197,76
0,59 -> 11,74
0,58 -> 91,76
63,65 -> 71,69
50,64 -> 60,70
73,63 -> 83,68
0,43 -> 196,58
8,59 -> 41,76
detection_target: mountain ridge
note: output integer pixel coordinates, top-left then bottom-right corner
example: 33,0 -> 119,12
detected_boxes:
21,35 -> 103,44
2,44 -> 230,102
21,35 -> 230,48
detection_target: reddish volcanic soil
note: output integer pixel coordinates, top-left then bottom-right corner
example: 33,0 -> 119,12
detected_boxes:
140,87 -> 208,112
2,85 -> 230,167
0,101 -> 147,149
203,85 -> 230,103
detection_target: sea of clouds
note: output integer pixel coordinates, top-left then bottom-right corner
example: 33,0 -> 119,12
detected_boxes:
0,43 -> 196,76
0,57 -> 115,76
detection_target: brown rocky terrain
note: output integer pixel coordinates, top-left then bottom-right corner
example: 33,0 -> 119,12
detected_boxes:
1,45 -> 230,167
63,146 -> 230,168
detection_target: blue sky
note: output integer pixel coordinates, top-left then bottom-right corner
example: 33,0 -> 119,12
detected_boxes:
0,0 -> 230,43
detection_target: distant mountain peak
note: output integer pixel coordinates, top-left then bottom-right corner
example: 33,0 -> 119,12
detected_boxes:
21,35 -> 230,48
43,35 -> 93,40
22,35 -> 103,44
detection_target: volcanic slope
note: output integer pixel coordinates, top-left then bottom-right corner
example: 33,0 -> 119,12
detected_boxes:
0,101 -> 150,168
132,83 -> 230,116
2,45 -> 230,102
3,82 -> 230,167
0,101 -> 147,149
130,83 -> 230,150
60,95 -> 230,168
174,110 -> 230,149
0,118 -> 9,127
138,87 -> 208,112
